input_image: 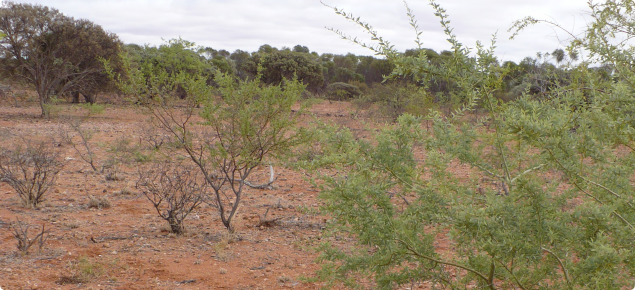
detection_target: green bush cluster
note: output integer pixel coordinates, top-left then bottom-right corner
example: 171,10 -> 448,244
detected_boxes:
303,0 -> 635,289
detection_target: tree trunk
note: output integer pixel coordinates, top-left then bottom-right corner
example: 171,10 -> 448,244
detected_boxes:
83,93 -> 96,104
167,215 -> 182,235
71,91 -> 80,103
38,93 -> 49,118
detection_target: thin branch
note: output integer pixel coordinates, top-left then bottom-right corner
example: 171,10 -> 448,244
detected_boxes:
395,238 -> 495,290
541,247 -> 572,287
510,164 -> 545,184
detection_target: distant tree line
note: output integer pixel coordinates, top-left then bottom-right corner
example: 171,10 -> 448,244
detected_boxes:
0,1 -> 607,118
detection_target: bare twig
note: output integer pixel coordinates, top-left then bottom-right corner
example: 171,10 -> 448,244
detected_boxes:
0,140 -> 64,207
59,118 -> 99,172
11,219 -> 49,255
240,165 -> 276,189
256,206 -> 282,228
137,161 -> 206,234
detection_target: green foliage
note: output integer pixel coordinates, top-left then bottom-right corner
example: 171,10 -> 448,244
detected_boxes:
0,2 -> 121,117
111,50 -> 310,232
120,38 -> 216,101
127,38 -> 213,77
74,103 -> 106,117
246,49 -> 324,92
306,1 -> 635,289
72,256 -> 104,283
325,82 -> 362,100
355,81 -> 434,120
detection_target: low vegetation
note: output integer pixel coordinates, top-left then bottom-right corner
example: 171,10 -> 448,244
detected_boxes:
0,0 -> 634,289
298,0 -> 635,289
0,139 -> 64,208
10,219 -> 49,255
136,162 -> 206,235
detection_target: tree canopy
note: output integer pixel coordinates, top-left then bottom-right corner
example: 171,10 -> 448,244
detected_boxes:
0,1 -> 122,117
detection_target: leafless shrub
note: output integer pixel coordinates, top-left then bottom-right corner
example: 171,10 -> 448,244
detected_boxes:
0,140 -> 64,207
11,218 -> 49,255
136,162 -> 206,235
58,118 -> 99,172
139,121 -> 172,150
59,119 -> 135,182
0,84 -> 19,107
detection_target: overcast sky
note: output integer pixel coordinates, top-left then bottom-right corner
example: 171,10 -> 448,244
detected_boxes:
12,0 -> 591,63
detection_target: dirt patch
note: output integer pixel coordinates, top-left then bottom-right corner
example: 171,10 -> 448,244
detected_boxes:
0,102 -> 366,290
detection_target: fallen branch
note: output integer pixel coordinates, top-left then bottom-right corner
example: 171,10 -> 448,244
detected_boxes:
240,165 -> 276,189
256,207 -> 282,228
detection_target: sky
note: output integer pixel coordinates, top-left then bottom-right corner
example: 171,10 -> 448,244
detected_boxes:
11,0 -> 591,63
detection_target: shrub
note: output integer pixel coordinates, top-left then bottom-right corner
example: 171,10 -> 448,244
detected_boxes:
87,195 -> 111,209
325,82 -> 362,100
58,256 -> 104,285
308,1 -> 635,289
108,54 -> 310,232
137,162 -> 206,235
10,219 -> 49,255
356,81 -> 433,120
0,140 -> 63,208
58,118 -> 99,172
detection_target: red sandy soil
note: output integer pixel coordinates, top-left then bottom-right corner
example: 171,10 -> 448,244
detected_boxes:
0,99 -> 398,290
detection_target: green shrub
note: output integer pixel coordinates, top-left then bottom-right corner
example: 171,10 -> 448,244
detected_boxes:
307,1 -> 635,289
73,103 -> 106,116
355,81 -> 433,120
109,57 -> 310,232
325,82 -> 362,100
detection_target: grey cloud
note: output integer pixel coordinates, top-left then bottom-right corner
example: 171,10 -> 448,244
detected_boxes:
11,0 -> 590,61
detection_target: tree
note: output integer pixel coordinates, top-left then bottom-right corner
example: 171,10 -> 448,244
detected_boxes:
108,53 -> 309,232
230,49 -> 251,79
293,44 -> 310,53
258,44 -> 275,54
356,55 -> 394,84
552,48 -> 566,64
123,38 -> 216,99
142,39 -> 214,79
0,2 -> 122,117
305,1 -> 635,289
62,19 -> 122,104
246,50 -> 324,92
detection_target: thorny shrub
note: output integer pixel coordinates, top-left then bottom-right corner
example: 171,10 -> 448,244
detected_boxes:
137,162 -> 206,235
11,218 -> 49,255
303,0 -> 635,289
106,53 -> 310,232
0,140 -> 63,208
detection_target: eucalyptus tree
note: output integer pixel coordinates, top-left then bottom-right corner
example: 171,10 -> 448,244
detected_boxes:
247,49 -> 324,92
0,2 -> 121,117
